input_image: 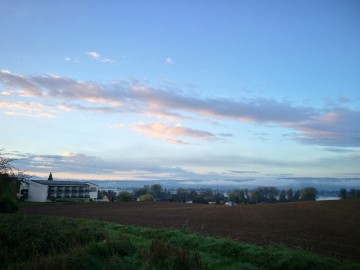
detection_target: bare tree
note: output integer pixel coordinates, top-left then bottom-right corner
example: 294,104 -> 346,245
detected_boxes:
0,154 -> 16,174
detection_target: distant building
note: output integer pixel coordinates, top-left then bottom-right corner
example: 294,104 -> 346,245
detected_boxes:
25,180 -> 98,202
102,194 -> 115,202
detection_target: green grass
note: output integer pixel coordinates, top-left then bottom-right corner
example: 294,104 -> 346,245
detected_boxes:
1,213 -> 359,270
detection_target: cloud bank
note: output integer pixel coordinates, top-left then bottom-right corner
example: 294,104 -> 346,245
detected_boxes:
1,70 -> 359,147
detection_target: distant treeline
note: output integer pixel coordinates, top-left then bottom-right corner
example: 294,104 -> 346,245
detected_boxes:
100,185 -> 321,205
339,188 -> 360,200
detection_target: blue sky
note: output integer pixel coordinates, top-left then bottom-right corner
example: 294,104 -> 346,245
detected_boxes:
1,0 -> 359,185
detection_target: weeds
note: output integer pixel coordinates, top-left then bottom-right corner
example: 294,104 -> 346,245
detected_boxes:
144,239 -> 202,270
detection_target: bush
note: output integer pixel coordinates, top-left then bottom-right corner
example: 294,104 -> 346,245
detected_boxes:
0,173 -> 18,213
140,194 -> 154,201
0,198 -> 18,213
144,239 -> 202,270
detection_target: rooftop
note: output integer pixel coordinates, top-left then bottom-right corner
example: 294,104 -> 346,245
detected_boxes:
32,180 -> 89,186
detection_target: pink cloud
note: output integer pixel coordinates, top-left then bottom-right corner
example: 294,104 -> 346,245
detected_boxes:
124,122 -> 218,144
0,100 -> 56,118
288,110 -> 360,147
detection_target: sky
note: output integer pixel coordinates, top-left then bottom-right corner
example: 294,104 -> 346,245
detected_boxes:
1,0 -> 360,186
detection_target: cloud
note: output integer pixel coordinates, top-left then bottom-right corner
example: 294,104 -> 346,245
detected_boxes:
219,133 -> 233,137
113,122 -> 218,144
288,110 -> 360,147
1,70 -> 359,147
321,147 -> 357,153
64,57 -> 79,63
0,100 -> 56,118
165,57 -> 174,65
0,70 -> 314,123
58,103 -> 120,113
86,51 -> 114,63
11,151 -> 219,180
9,146 -> 360,182
86,51 -> 101,59
14,152 -> 111,175
229,170 -> 258,174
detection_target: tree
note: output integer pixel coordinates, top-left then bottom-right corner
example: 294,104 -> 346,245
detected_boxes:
279,189 -> 287,202
139,194 -> 154,201
349,189 -> 360,199
0,173 -> 18,212
176,188 -> 187,203
48,172 -> 53,181
287,188 -> 294,201
0,152 -> 30,212
293,190 -> 301,201
134,187 -> 149,198
300,187 -> 318,201
228,190 -> 246,204
213,192 -> 225,205
268,186 -> 278,202
150,184 -> 162,199
0,154 -> 16,175
339,188 -> 347,200
249,186 -> 278,203
99,190 -> 116,201
117,191 -> 133,202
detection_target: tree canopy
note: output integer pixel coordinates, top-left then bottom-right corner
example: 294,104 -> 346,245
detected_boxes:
0,151 -> 30,212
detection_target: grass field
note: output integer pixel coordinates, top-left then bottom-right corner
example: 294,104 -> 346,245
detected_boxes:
1,213 -> 360,270
19,200 -> 360,263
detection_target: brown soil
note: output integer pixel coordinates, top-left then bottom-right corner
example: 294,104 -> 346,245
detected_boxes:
20,200 -> 360,262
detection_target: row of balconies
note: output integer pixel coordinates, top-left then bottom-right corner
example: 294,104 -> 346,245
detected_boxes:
49,191 -> 89,196
48,186 -> 89,192
47,195 -> 90,200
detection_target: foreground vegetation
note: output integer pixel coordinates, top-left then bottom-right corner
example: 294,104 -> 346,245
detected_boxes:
1,213 -> 359,270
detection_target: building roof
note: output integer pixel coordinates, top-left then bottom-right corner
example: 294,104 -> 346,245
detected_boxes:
85,181 -> 98,186
31,180 -> 88,186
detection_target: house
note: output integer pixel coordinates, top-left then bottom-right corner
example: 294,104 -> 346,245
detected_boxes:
102,194 -> 115,202
26,180 -> 98,202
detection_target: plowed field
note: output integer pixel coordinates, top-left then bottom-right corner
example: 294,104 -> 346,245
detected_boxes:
20,200 -> 360,262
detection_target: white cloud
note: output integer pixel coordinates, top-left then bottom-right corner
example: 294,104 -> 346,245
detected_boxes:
64,57 -> 79,63
165,57 -> 173,65
86,51 -> 101,59
86,51 -> 114,63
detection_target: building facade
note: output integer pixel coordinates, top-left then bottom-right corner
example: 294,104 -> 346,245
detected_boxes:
26,180 -> 98,202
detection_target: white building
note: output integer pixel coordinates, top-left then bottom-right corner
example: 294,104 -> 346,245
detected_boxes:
26,180 -> 98,202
